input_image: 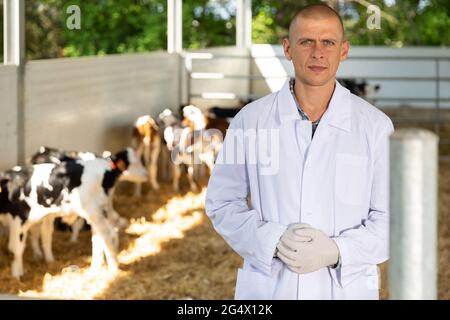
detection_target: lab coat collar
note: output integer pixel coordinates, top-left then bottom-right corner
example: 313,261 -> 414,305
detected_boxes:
277,79 -> 351,132
278,80 -> 302,123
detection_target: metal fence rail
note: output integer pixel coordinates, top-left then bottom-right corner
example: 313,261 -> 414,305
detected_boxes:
184,53 -> 449,105
184,52 -> 450,147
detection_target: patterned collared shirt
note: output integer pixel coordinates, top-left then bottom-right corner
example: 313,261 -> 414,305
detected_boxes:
289,78 -> 321,138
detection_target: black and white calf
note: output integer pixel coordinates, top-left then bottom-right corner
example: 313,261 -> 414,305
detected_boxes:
0,148 -> 147,278
28,146 -> 125,245
29,146 -> 102,244
206,99 -> 251,122
29,146 -> 110,165
338,78 -> 380,104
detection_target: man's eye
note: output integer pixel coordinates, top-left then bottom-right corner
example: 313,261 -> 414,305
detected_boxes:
301,40 -> 313,46
324,40 -> 335,46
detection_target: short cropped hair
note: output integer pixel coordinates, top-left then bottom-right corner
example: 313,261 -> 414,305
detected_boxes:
289,4 -> 345,41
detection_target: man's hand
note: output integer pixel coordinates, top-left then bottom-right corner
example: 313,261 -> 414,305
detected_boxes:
274,223 -> 312,257
276,226 -> 340,274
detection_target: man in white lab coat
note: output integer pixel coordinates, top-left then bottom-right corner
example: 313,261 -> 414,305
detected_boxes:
205,4 -> 394,300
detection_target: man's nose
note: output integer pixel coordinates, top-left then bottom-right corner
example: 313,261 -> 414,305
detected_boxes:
311,43 -> 324,59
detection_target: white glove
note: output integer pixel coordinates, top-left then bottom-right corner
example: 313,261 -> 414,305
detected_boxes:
274,223 -> 312,258
277,226 -> 339,274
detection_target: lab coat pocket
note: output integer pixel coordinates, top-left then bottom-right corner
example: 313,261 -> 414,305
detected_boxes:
234,268 -> 277,300
365,265 -> 380,291
335,265 -> 380,300
335,153 -> 368,206
352,265 -> 380,300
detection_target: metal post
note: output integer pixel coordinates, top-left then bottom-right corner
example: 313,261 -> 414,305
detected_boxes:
167,0 -> 182,54
4,0 -> 25,165
434,59 -> 440,136
4,0 -> 25,65
236,0 -> 252,105
236,0 -> 252,49
389,128 -> 438,300
185,54 -> 192,105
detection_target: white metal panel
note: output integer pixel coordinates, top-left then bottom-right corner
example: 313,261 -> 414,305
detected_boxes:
0,65 -> 18,170
183,47 -> 250,109
251,45 -> 450,108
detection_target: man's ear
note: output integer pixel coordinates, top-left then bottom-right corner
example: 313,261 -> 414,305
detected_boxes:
340,40 -> 349,62
282,38 -> 292,61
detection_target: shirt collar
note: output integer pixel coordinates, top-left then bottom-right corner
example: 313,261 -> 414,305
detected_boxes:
278,79 -> 352,132
289,78 -> 310,121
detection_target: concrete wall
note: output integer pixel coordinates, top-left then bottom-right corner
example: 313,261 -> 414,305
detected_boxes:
0,65 -> 19,170
23,51 -> 179,162
0,51 -> 179,170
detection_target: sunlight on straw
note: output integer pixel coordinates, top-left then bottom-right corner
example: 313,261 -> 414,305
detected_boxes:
18,188 -> 207,299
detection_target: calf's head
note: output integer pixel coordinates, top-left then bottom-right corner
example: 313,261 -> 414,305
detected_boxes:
113,148 -> 148,183
182,105 -> 206,130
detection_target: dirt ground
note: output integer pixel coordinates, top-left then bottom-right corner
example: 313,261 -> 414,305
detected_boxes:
381,107 -> 450,157
0,168 -> 448,300
0,178 -> 242,299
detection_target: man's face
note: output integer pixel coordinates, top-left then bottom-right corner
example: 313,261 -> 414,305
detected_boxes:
283,15 -> 349,87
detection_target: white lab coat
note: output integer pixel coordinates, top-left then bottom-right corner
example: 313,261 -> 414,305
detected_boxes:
205,79 -> 394,300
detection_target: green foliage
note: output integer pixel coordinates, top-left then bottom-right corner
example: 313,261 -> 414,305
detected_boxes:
417,1 -> 450,45
251,0 -> 320,44
182,0 -> 236,49
252,6 -> 279,44
251,0 -> 450,47
1,0 -> 448,61
60,0 -> 167,57
26,0 -> 64,59
24,0 -> 237,59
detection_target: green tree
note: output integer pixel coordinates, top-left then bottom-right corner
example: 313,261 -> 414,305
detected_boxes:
182,0 -> 236,49
416,0 -> 450,45
24,0 -> 237,59
60,0 -> 167,57
250,0 -> 450,46
27,0 -> 64,59
3,0 -> 449,61
252,0 -> 321,44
